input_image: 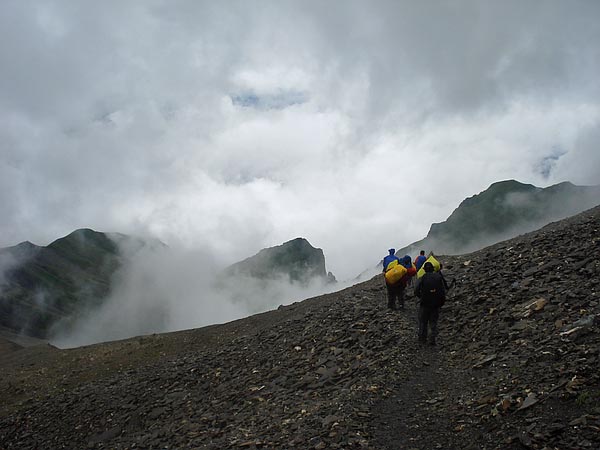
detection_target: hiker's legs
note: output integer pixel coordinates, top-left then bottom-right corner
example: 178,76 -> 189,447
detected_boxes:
418,305 -> 429,342
398,286 -> 405,309
386,284 -> 397,310
428,307 -> 440,345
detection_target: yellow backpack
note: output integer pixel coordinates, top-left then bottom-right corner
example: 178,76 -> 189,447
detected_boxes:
385,260 -> 407,285
417,255 -> 441,278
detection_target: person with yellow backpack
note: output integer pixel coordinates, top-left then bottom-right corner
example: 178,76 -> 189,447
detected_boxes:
383,250 -> 417,310
382,249 -> 401,310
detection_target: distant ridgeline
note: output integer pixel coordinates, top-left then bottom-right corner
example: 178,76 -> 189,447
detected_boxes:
0,231 -> 335,340
397,180 -> 600,257
0,229 -> 161,339
226,238 -> 336,285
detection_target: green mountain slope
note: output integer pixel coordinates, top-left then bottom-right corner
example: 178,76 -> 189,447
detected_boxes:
1,232 -> 335,341
226,237 -> 335,284
397,180 -> 600,257
0,229 -> 154,338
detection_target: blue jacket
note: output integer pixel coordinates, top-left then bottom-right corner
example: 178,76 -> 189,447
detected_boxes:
415,255 -> 427,271
383,254 -> 400,271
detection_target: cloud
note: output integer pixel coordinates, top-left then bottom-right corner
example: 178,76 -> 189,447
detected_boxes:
1,0 -> 599,286
553,123 -> 600,185
49,241 -> 341,348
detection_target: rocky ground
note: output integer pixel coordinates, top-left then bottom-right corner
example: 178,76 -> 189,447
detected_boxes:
1,206 -> 599,449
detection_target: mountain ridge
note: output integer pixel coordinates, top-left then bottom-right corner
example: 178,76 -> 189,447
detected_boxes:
0,229 -> 163,339
395,179 -> 600,258
226,237 -> 335,284
0,231 -> 335,341
0,229 -> 117,337
1,204 -> 599,448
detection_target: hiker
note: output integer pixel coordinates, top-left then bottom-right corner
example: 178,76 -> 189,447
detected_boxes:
398,255 -> 417,302
414,250 -> 427,271
414,261 -> 446,345
382,249 -> 401,310
383,248 -> 400,273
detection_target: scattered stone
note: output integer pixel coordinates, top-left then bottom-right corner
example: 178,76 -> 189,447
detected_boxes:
472,354 -> 496,369
518,393 -> 539,411
2,206 -> 600,449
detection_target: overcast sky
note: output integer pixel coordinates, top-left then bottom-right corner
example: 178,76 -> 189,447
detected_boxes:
2,1 -> 600,280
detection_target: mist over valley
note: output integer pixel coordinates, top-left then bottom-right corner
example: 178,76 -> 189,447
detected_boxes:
2,202 -> 599,449
1,179 -> 599,348
2,3 -> 600,446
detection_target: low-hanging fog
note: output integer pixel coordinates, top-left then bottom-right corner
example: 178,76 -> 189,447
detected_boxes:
49,241 -> 343,348
2,2 -> 600,345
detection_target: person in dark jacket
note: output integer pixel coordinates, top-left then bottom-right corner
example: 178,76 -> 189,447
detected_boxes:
414,262 -> 446,345
382,249 -> 401,310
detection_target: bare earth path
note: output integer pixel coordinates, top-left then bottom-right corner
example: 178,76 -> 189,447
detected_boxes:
368,299 -> 483,450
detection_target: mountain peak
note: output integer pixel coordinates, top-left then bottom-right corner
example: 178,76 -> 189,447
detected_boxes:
229,237 -> 330,283
3,205 -> 599,449
487,179 -> 533,189
397,180 -> 600,256
47,228 -> 119,258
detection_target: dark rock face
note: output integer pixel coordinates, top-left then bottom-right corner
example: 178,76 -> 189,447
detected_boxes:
0,206 -> 599,449
398,180 -> 600,256
1,231 -> 332,342
227,237 -> 333,284
0,229 -> 157,339
0,229 -> 121,338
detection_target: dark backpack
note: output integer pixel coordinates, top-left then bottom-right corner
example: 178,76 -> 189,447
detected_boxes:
417,272 -> 446,307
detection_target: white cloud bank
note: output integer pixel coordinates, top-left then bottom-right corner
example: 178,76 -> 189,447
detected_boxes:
50,243 -> 341,348
1,0 -> 600,285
